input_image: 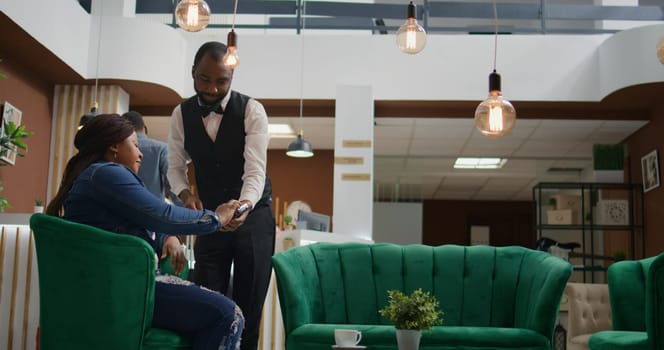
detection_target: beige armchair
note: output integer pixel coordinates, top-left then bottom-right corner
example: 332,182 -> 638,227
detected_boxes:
564,283 -> 611,350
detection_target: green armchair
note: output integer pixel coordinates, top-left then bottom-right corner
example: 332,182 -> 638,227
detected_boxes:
30,213 -> 191,350
589,253 -> 664,350
272,242 -> 572,350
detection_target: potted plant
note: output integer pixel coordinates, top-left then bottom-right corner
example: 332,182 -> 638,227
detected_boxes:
612,250 -> 626,262
34,199 -> 43,213
378,288 -> 443,350
284,214 -> 295,230
0,119 -> 34,212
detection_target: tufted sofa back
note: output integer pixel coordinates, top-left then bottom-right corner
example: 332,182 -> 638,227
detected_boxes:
565,283 -> 611,350
273,242 -> 571,340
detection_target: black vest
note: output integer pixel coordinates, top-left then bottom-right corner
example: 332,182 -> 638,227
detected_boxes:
180,91 -> 272,210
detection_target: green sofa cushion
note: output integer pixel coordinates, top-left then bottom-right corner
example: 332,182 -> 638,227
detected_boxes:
144,328 -> 192,349
588,331 -> 648,350
290,324 -> 551,350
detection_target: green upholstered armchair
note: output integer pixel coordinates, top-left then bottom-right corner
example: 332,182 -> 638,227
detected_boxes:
272,242 -> 572,350
30,213 -> 191,350
589,253 -> 664,350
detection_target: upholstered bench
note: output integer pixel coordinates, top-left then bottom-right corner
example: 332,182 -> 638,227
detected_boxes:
272,242 -> 572,350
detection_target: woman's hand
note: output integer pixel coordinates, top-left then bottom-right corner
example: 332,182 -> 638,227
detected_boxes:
161,235 -> 186,275
215,200 -> 241,229
221,199 -> 252,232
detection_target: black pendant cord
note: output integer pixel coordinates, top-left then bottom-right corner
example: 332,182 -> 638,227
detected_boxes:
231,0 -> 239,31
93,2 -> 104,111
492,0 -> 498,72
298,0 -> 307,132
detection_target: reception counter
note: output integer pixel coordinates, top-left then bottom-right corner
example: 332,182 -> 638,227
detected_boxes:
0,214 -> 38,350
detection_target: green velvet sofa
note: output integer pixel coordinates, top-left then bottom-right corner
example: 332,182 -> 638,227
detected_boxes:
272,242 -> 572,350
588,253 -> 664,350
30,213 -> 191,350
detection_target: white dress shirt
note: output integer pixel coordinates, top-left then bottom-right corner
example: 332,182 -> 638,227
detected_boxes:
167,91 -> 269,207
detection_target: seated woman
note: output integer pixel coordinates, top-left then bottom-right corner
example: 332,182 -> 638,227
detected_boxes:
46,114 -> 246,350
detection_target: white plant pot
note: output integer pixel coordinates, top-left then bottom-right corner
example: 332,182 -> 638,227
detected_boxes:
33,206 -> 44,214
396,329 -> 421,350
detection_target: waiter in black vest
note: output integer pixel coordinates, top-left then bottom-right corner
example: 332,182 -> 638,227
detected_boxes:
167,41 -> 275,350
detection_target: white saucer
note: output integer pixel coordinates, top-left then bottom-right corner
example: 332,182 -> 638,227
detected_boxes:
331,345 -> 366,350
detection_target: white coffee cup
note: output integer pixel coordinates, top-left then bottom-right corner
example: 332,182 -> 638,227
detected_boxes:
334,329 -> 362,347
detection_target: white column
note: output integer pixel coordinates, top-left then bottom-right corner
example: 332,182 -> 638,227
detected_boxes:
333,85 -> 374,240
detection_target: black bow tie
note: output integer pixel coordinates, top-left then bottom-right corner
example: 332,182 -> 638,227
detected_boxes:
196,96 -> 224,117
200,103 -> 223,117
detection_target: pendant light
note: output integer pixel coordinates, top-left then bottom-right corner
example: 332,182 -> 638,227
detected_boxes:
286,0 -> 314,158
396,1 -> 426,54
79,2 -> 103,130
174,0 -> 211,32
474,0 -> 516,138
223,0 -> 240,68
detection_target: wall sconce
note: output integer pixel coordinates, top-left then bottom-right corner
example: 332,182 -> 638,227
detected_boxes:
174,0 -> 211,32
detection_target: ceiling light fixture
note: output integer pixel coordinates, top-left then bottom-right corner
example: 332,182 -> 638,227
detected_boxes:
454,157 -> 507,169
396,1 -> 426,54
223,0 -> 240,68
174,0 -> 211,32
474,0 -> 516,138
287,0 -> 314,158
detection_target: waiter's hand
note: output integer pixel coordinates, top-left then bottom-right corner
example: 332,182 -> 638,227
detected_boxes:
221,199 -> 252,232
162,236 -> 186,275
215,200 -> 241,228
179,190 -> 203,210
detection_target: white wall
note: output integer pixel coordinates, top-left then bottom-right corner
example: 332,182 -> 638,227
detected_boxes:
372,202 -> 423,245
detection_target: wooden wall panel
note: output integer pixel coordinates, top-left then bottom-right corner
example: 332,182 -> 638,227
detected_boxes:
422,200 -> 535,248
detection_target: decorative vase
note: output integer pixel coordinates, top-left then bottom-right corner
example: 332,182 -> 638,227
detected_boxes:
396,329 -> 421,350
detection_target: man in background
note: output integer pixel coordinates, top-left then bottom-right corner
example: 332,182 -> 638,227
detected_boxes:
123,111 -> 170,200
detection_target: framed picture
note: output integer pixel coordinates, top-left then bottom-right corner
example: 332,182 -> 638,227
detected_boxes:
641,149 -> 660,193
0,101 -> 23,165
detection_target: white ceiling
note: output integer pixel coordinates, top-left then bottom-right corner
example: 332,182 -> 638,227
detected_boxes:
144,116 -> 648,202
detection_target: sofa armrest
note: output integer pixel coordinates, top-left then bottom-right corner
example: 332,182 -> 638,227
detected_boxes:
646,253 -> 664,349
272,247 -> 320,334
565,283 -> 611,340
515,252 -> 572,339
